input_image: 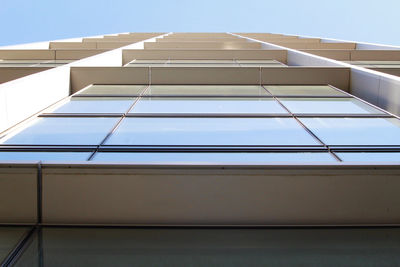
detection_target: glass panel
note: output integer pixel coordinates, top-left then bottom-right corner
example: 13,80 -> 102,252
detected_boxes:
265,85 -> 347,96
0,152 -> 91,161
130,60 -> 168,63
236,60 -> 279,63
127,63 -> 166,67
51,97 -> 135,114
352,64 -> 374,67
338,152 -> 400,162
36,60 -> 75,67
0,227 -> 30,263
299,118 -> 400,146
0,60 -> 45,67
13,230 -> 39,267
14,228 -> 400,267
169,60 -> 235,63
355,61 -> 400,65
0,60 -> 45,64
373,65 -> 400,68
165,63 -> 239,67
240,64 -> 287,67
1,118 -> 118,146
0,64 -> 38,67
105,118 -> 319,146
144,85 -> 270,96
129,97 -> 287,114
279,98 -> 384,114
93,152 -> 335,163
36,63 -> 66,67
77,85 -> 147,95
48,60 -> 75,64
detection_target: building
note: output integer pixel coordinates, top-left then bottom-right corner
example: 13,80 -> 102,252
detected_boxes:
1,32 -> 400,265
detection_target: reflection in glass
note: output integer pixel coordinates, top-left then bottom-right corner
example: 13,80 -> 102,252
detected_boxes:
0,60 -> 46,67
1,118 -> 118,146
338,152 -> 400,162
279,98 -> 384,114
77,85 -> 147,95
144,85 -> 270,96
236,60 -> 281,64
14,228 -> 400,267
51,97 -> 135,114
169,60 -> 235,63
239,64 -> 287,67
0,227 -> 30,263
130,97 -> 287,114
373,65 -> 400,68
130,60 -> 168,63
164,63 -> 240,67
105,118 -> 319,146
0,152 -> 91,161
265,85 -> 346,96
93,152 -> 335,163
127,63 -> 166,67
300,118 -> 400,146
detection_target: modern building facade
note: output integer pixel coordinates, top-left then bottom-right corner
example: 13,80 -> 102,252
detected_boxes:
1,32 -> 400,265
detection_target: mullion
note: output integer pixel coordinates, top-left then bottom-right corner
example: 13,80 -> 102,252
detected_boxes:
87,85 -> 150,161
39,113 -> 124,117
0,147 -> 96,152
73,95 -> 354,98
97,147 -> 329,153
120,113 -> 391,118
0,226 -> 36,267
3,145 -> 400,153
124,113 -> 293,118
270,92 -> 342,162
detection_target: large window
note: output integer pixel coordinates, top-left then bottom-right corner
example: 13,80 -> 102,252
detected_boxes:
125,59 -> 287,68
0,84 -> 398,163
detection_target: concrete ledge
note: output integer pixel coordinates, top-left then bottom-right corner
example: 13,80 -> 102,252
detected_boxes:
41,164 -> 400,226
70,67 -> 149,93
70,66 -> 349,92
261,67 -> 350,91
0,50 -> 55,60
122,49 -> 287,64
0,67 -> 51,84
0,165 -> 37,224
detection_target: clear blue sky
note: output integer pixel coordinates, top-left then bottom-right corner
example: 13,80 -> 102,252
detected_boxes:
1,0 -> 399,46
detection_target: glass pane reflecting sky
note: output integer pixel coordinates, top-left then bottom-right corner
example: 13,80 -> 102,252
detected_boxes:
300,118 -> 400,145
236,60 -> 279,63
0,152 -> 92,161
131,60 -> 168,63
279,98 -> 384,114
1,118 -> 118,146
239,63 -> 286,67
166,63 -> 240,67
93,152 -> 336,163
169,60 -> 235,63
105,118 -> 319,146
52,97 -> 135,114
130,97 -> 287,114
265,85 -> 346,96
338,152 -> 400,162
77,85 -> 147,95
144,85 -> 270,96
